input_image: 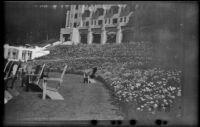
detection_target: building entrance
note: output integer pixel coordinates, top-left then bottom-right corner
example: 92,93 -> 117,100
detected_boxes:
93,34 -> 101,44
107,33 -> 116,43
63,34 -> 71,42
80,34 -> 87,44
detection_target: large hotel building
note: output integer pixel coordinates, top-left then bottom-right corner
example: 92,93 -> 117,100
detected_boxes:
60,4 -> 133,44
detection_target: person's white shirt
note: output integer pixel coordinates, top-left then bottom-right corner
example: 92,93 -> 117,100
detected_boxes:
12,64 -> 18,76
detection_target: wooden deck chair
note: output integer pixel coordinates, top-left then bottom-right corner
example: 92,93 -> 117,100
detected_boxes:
4,60 -> 11,73
42,65 -> 68,100
27,64 -> 46,85
4,61 -> 14,80
4,61 -> 20,89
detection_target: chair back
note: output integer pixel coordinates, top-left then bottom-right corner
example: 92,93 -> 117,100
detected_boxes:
35,64 -> 45,85
5,61 -> 14,79
4,60 -> 10,73
60,65 -> 68,83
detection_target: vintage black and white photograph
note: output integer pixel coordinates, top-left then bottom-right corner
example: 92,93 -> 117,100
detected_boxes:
4,1 -> 198,126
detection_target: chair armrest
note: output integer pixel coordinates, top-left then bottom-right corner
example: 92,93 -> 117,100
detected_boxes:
43,77 -> 62,82
26,74 -> 40,77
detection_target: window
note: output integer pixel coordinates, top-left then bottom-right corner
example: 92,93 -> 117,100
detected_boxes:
120,17 -> 123,22
86,21 -> 89,26
124,17 -> 127,22
113,18 -> 118,24
13,52 -> 16,59
75,14 -> 78,19
112,6 -> 119,14
105,19 -> 107,24
97,8 -> 104,16
22,51 -> 26,60
98,20 -> 103,25
83,10 -> 90,17
74,23 -> 77,28
75,5 -> 78,10
8,52 -> 10,58
28,51 -> 32,60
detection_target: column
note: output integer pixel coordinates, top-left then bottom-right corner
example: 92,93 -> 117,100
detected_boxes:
116,25 -> 122,44
18,47 -> 22,60
65,11 -> 69,27
101,27 -> 107,44
26,51 -> 29,62
71,28 -> 80,45
4,45 -> 8,59
10,48 -> 13,59
87,28 -> 93,44
60,33 -> 64,42
118,5 -> 122,15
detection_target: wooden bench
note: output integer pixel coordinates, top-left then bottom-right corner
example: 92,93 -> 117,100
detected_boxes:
42,65 -> 68,100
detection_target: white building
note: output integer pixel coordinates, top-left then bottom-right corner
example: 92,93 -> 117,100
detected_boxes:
4,44 -> 50,62
60,4 -> 133,45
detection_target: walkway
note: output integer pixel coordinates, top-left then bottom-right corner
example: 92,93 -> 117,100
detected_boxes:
4,73 -> 124,122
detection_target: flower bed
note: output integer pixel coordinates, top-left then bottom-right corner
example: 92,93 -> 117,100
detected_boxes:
98,64 -> 182,114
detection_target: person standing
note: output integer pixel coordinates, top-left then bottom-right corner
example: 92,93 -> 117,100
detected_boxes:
25,60 -> 33,92
21,61 -> 27,87
10,61 -> 20,89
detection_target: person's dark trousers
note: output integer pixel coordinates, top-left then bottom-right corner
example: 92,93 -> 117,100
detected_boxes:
21,75 -> 30,91
10,76 -> 17,89
25,75 -> 30,92
4,79 -> 8,90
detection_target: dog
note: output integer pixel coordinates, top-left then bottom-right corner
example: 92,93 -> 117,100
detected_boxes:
83,72 -> 96,84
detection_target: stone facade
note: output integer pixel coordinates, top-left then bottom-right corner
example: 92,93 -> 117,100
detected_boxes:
60,4 -> 133,44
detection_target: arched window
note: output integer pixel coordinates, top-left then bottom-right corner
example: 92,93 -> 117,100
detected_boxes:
83,10 -> 90,17
111,6 -> 119,14
96,8 -> 104,16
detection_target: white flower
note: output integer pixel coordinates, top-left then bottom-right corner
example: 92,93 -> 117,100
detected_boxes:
148,108 -> 152,111
170,96 -> 175,99
136,83 -> 141,87
177,91 -> 181,96
154,104 -> 158,108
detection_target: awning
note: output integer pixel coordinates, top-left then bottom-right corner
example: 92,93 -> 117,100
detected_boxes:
106,27 -> 118,33
79,29 -> 89,34
91,28 -> 102,34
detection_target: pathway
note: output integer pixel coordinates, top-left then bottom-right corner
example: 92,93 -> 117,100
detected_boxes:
4,73 -> 124,122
